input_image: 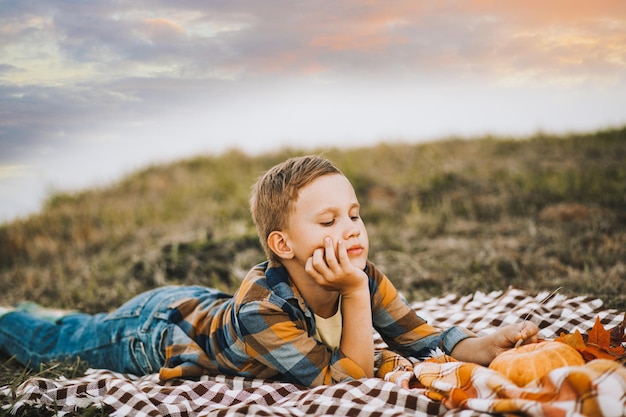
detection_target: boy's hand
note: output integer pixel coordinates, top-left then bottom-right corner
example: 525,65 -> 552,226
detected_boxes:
492,321 -> 540,354
305,237 -> 368,296
451,321 -> 539,365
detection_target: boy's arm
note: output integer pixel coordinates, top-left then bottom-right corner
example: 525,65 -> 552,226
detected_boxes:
306,238 -> 375,378
340,285 -> 374,377
368,264 -> 475,358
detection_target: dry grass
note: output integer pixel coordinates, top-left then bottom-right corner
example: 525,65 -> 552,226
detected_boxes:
1,126 -> 625,414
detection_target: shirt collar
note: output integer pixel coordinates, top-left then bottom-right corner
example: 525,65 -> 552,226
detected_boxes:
263,260 -> 311,317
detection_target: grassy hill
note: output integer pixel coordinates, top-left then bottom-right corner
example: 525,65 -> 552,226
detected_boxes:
1,127 -> 625,318
1,126 -> 626,412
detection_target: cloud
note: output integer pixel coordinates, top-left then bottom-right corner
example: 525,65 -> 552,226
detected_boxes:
3,1 -> 625,85
1,1 -> 626,222
2,2 -> 625,151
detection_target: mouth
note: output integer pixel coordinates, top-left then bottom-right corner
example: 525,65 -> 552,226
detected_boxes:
346,244 -> 364,256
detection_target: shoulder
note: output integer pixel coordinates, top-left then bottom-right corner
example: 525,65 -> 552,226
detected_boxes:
235,261 -> 303,311
235,262 -> 273,304
364,261 -> 386,281
234,261 -> 312,332
365,261 -> 405,307
365,261 -> 396,292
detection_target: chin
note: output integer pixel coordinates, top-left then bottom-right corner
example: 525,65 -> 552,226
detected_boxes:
351,258 -> 368,271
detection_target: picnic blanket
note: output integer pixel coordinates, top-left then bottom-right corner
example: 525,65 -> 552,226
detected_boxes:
1,287 -> 625,417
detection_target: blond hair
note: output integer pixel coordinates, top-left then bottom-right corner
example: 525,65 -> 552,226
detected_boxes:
250,155 -> 341,262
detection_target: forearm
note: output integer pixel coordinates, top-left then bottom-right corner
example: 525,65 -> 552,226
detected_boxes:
450,335 -> 496,366
340,287 -> 374,377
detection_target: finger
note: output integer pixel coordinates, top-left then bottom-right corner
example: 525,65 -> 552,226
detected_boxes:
308,247 -> 328,275
323,237 -> 340,270
519,321 -> 538,340
305,253 -> 322,278
514,322 -> 539,347
335,240 -> 350,266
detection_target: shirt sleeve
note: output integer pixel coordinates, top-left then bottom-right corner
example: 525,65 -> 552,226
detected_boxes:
368,263 -> 476,360
236,299 -> 366,387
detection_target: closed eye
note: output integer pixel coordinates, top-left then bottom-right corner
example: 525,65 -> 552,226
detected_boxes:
321,220 -> 335,226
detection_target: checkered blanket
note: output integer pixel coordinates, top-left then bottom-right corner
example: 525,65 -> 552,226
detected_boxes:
1,288 -> 624,417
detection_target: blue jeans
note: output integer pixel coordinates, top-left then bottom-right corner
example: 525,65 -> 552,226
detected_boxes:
0,285 -> 211,375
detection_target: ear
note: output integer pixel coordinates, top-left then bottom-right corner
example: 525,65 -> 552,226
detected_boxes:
267,231 -> 294,260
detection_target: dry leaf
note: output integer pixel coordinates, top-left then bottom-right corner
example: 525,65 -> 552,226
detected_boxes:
556,330 -> 586,349
556,315 -> 626,362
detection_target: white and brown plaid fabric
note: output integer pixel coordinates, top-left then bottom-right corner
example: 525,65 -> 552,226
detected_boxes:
2,287 -> 624,417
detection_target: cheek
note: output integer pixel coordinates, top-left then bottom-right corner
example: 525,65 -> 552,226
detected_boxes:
295,236 -> 326,258
361,226 -> 369,245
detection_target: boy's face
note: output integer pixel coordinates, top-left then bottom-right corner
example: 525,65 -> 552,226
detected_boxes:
282,173 -> 369,270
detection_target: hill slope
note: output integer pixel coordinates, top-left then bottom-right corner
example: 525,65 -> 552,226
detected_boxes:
1,127 -> 625,312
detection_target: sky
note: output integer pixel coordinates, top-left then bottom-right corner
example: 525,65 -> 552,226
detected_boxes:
2,1 -> 626,224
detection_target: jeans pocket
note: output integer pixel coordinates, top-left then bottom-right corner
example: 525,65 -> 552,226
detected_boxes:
128,336 -> 156,375
158,326 -> 168,363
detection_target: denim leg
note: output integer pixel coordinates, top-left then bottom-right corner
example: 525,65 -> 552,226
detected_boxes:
0,285 -> 213,375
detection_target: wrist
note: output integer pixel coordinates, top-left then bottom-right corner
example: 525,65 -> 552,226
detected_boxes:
340,282 -> 369,299
339,270 -> 369,298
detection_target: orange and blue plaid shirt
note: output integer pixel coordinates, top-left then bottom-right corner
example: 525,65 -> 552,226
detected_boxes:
160,260 -> 475,387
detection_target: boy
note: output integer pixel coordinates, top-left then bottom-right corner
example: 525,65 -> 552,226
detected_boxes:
0,155 -> 538,388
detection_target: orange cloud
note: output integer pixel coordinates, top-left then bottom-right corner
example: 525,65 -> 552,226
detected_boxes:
306,3 -> 424,52
140,18 -> 187,42
457,0 -> 626,23
136,1 -> 626,84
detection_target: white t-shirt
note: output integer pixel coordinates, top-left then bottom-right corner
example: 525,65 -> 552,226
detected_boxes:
313,297 -> 343,350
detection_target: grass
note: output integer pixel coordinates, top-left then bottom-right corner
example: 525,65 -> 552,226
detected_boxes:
1,126 -> 625,414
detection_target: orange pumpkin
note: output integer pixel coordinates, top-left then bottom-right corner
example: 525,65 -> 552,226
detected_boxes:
488,341 -> 585,386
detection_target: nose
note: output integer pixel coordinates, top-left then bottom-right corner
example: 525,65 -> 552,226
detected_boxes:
342,217 -> 361,240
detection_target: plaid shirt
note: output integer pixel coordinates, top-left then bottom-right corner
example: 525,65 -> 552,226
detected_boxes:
159,261 -> 475,387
